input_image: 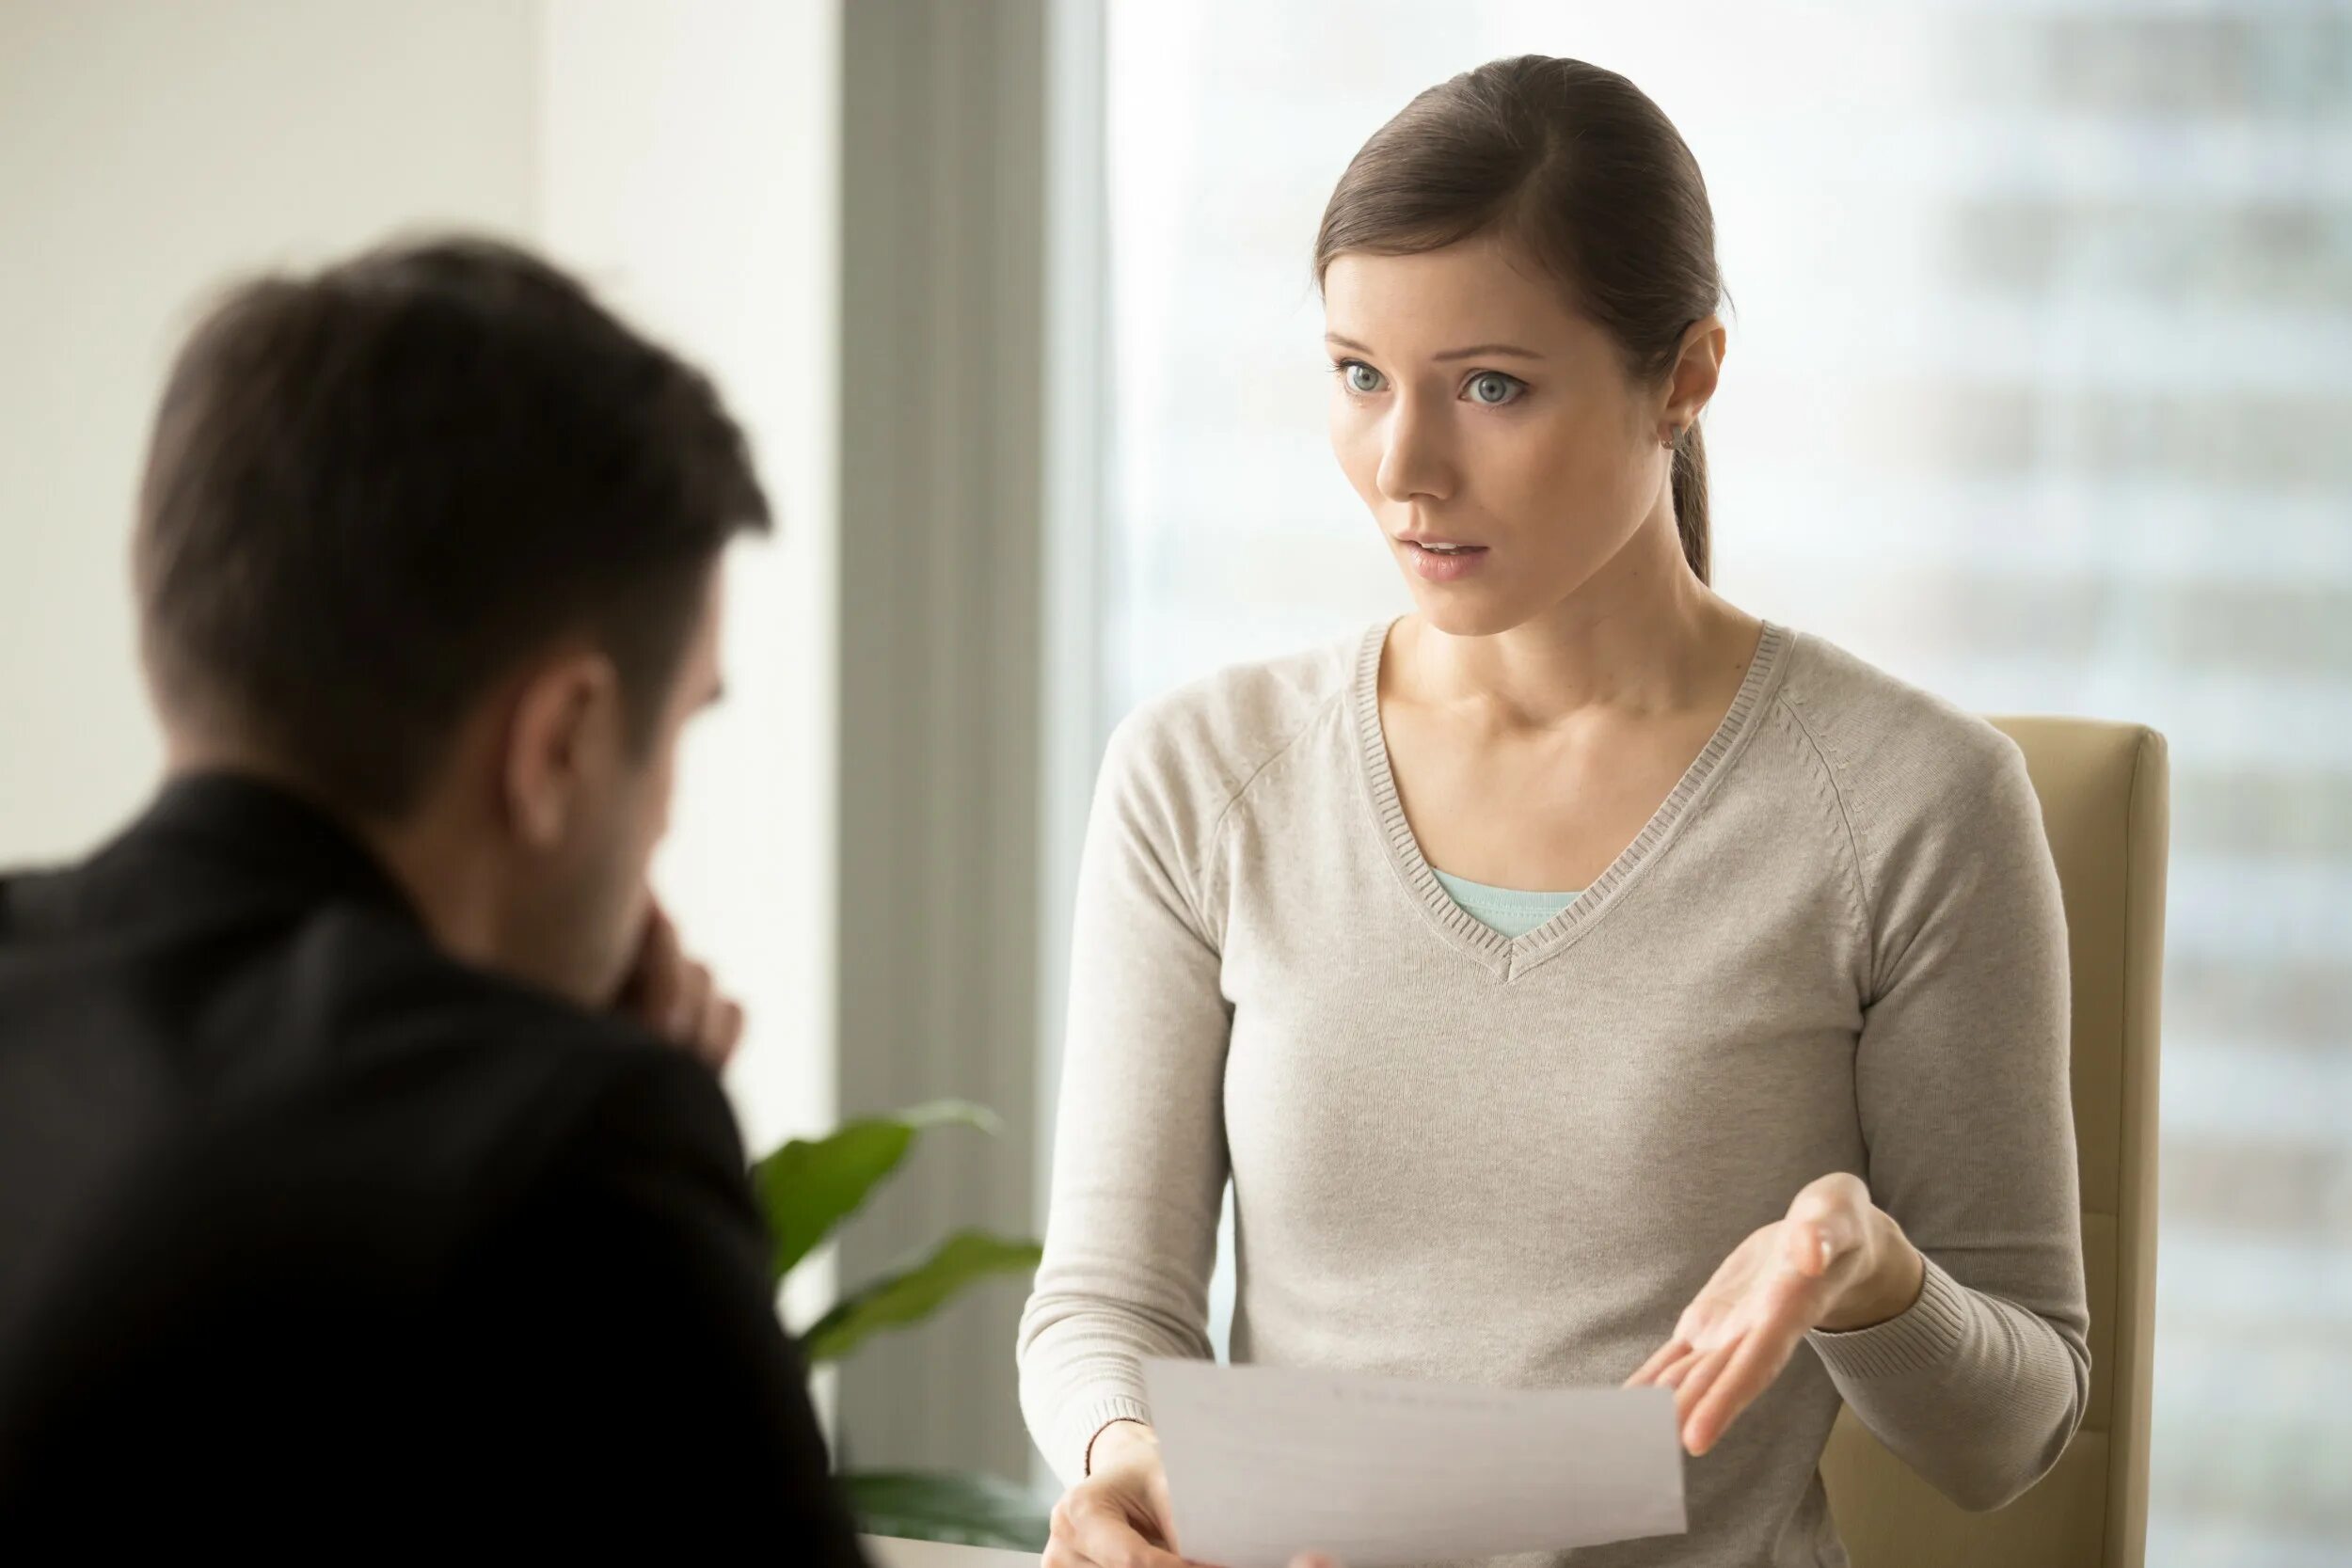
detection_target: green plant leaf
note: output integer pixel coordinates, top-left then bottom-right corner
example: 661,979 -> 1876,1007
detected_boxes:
753,1101 -> 1000,1281
840,1468 -> 1052,1552
799,1229 -> 1042,1364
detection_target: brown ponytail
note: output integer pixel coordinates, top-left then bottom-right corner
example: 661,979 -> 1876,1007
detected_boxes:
1314,56 -> 1723,583
1672,422 -> 1708,583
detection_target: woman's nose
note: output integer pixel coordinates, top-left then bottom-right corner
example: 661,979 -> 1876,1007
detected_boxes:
1375,398 -> 1456,504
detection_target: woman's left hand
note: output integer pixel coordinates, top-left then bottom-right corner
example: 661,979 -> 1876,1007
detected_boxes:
1625,1172 -> 1925,1457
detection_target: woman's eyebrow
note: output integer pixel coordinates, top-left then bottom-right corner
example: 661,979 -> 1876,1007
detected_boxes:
1432,342 -> 1545,362
1323,332 -> 1546,363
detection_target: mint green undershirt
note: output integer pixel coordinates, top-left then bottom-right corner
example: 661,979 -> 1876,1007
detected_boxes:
1430,869 -> 1581,940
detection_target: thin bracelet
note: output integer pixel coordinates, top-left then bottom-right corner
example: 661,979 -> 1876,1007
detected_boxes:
1085,1417 -> 1149,1476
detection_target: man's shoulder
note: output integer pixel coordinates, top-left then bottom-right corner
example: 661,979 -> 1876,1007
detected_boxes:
0,847 -> 757,1308
78,987 -> 755,1331
68,901 -> 759,1275
262,909 -> 747,1196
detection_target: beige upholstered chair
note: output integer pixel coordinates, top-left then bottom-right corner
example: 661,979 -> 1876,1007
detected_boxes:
1821,719 -> 2169,1568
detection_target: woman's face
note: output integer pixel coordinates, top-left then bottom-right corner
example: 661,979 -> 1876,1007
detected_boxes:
1324,237 -> 1675,638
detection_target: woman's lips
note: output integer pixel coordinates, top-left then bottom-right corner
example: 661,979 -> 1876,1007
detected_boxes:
1398,538 -> 1490,581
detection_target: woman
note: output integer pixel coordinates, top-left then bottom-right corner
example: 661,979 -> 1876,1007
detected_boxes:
1021,56 -> 2089,1568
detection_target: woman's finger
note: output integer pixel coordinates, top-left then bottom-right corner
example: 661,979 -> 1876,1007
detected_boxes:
1796,1171 -> 1871,1219
1673,1338 -> 1740,1429
1656,1345 -> 1710,1393
1147,1478 -> 1184,1556
1625,1336 -> 1692,1387
1045,1500 -> 1100,1568
1686,1325 -> 1799,1456
1790,1179 -> 1869,1267
1780,1218 -> 1826,1277
1784,1215 -> 1848,1280
1067,1493 -> 1189,1568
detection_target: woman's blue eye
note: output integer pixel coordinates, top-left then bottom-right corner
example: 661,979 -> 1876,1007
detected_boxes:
1467,371 -> 1524,405
1343,361 -> 1384,394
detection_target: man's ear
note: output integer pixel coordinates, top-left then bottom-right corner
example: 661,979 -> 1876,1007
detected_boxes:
1659,314 -> 1726,441
501,650 -> 625,851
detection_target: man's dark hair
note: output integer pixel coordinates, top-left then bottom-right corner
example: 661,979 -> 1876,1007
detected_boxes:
134,235 -> 771,818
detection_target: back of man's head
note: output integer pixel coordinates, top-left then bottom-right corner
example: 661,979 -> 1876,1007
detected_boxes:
133,237 -> 771,821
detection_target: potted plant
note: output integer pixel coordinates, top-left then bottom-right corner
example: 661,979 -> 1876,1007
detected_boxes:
754,1101 -> 1051,1551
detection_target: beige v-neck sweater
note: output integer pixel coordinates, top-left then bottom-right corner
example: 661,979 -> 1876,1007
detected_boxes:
1018,621 -> 2090,1568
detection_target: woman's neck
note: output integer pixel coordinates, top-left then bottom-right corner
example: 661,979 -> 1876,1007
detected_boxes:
1394,512 -> 1756,732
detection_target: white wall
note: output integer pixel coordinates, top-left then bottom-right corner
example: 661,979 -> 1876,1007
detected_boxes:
537,0 -> 843,1232
0,0 -> 542,862
0,1 -> 843,1213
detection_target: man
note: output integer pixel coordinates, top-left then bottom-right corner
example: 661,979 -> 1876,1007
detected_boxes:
0,238 -> 864,1553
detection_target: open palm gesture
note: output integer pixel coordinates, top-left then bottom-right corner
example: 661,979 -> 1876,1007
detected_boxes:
1627,1172 -> 1923,1456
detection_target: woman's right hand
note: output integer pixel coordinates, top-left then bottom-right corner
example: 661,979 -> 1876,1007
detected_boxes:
1045,1421 -> 1338,1568
1046,1421 -> 1184,1568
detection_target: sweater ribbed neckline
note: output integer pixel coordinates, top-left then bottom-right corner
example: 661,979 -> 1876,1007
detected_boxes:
1351,616 -> 1790,979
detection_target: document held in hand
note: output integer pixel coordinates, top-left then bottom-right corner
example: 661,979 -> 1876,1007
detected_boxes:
1141,1358 -> 1689,1568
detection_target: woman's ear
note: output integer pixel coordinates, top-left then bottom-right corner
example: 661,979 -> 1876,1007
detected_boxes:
500,650 -> 624,851
1659,315 -> 1726,442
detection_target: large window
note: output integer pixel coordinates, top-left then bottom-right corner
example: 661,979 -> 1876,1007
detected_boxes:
1084,4 -> 2352,1563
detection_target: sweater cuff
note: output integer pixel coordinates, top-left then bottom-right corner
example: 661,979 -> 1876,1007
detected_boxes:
1806,1254 -> 1974,1381
1066,1393 -> 1155,1481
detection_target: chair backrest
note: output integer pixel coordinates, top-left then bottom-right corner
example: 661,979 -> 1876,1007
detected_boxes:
1821,718 -> 2169,1568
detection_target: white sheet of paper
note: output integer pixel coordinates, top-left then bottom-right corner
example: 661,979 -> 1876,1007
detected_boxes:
1142,1358 -> 1687,1568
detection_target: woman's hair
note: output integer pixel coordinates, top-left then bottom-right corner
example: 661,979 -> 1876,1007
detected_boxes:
1315,56 -> 1724,582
